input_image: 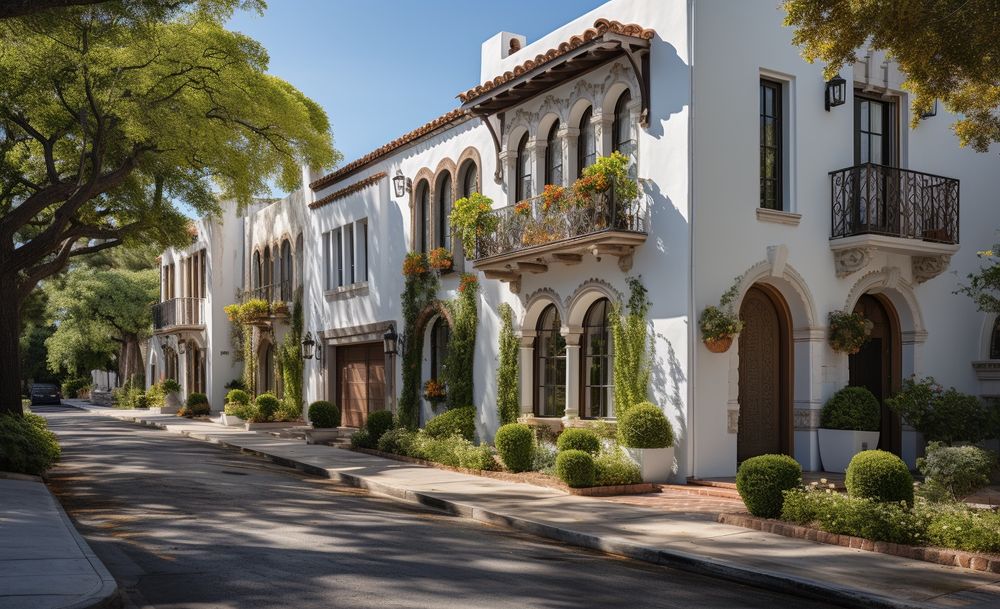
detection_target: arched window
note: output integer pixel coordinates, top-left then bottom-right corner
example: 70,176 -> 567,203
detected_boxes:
438,174 -> 452,251
280,239 -> 292,300
545,120 -> 562,186
295,234 -> 304,291
535,305 -> 566,417
612,90 -> 634,157
415,182 -> 430,253
461,162 -> 478,198
430,317 -> 451,381
252,251 -> 261,290
515,133 -> 531,202
990,318 -> 1000,359
262,343 -> 274,393
582,298 -> 613,418
577,106 -> 595,177
262,246 -> 272,299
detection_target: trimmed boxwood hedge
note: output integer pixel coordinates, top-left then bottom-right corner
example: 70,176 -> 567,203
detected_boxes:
254,393 -> 280,422
555,449 -> 596,488
424,406 -> 475,441
225,389 -> 250,406
616,402 -> 674,448
308,401 -> 340,429
556,428 -> 600,455
845,450 -> 914,505
366,410 -> 394,444
735,454 -> 802,518
495,423 -> 534,473
821,386 -> 881,431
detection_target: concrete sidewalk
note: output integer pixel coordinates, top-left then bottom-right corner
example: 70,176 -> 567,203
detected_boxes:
72,402 -> 1000,609
0,474 -> 119,609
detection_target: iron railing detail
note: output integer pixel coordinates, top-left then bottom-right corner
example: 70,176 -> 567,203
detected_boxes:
152,297 -> 205,330
474,187 -> 648,260
241,281 -> 292,303
830,163 -> 959,243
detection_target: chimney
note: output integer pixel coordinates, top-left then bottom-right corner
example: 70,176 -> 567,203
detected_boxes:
480,31 -> 527,82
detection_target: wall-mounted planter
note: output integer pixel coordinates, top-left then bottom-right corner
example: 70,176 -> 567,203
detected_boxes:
818,428 -> 880,473
624,446 -> 675,483
704,336 -> 734,353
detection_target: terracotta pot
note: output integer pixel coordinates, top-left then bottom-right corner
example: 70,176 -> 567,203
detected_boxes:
704,335 -> 734,353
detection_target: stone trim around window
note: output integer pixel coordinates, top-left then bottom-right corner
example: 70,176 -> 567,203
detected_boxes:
324,282 -> 369,301
756,207 -> 801,226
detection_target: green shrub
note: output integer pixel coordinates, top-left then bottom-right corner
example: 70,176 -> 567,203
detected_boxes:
62,377 -> 91,398
594,447 -> 642,486
351,428 -> 375,449
495,423 -> 534,472
424,406 -> 475,441
457,443 -> 499,471
377,428 -> 417,455
274,401 -> 300,422
886,376 -> 999,444
736,454 -> 802,518
411,432 -> 465,467
532,440 -> 558,474
162,378 -> 181,393
616,402 -> 674,448
782,488 -> 929,545
146,383 -> 165,408
918,442 -> 996,500
925,505 -> 1000,553
845,450 -> 914,505
821,386 -> 881,431
113,383 -> 146,409
223,402 -> 252,419
135,393 -> 149,409
189,402 -> 210,417
556,428 -> 600,455
555,449 -> 596,488
0,412 -> 61,475
308,401 -> 340,429
366,410 -> 394,444
226,389 -> 251,406
186,392 -> 208,408
252,393 -> 280,422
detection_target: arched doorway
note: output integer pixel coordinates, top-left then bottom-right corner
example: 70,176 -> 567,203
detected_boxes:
737,285 -> 793,463
849,294 -> 902,455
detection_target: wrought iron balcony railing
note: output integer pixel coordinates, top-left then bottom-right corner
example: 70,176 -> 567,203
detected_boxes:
152,297 -> 205,331
241,281 -> 292,304
474,187 -> 648,260
830,163 -> 959,244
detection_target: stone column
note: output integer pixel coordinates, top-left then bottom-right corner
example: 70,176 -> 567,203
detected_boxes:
519,332 -> 535,416
563,330 -> 582,422
594,111 -> 613,158
499,149 -> 516,205
560,126 -> 580,184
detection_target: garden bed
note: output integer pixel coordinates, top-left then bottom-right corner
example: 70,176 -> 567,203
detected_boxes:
719,512 -> 1000,574
351,447 -> 656,496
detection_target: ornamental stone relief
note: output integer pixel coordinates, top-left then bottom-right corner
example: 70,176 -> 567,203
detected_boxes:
727,409 -> 739,434
794,408 -> 821,430
834,247 -> 872,278
912,255 -> 951,283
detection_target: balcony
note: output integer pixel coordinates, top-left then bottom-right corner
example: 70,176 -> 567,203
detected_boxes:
241,281 -> 293,304
152,298 -> 205,332
829,163 -> 960,282
473,188 -> 648,292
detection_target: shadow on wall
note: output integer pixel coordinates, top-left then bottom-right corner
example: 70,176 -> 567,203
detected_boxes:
650,334 -> 687,451
645,37 -> 690,139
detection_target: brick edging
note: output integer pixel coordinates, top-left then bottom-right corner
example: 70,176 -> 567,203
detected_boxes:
718,513 -> 1000,574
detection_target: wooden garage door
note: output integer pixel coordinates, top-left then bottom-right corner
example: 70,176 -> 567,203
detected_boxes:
337,343 -> 386,428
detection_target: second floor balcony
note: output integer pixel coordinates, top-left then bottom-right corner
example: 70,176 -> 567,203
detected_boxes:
241,280 -> 294,305
829,163 -> 960,282
152,297 -> 205,332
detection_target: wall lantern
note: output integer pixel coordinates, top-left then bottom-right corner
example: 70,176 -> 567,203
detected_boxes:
825,75 -> 847,111
392,170 -> 411,198
920,99 -> 938,119
301,331 -> 316,360
383,323 -> 403,356
177,339 -> 187,355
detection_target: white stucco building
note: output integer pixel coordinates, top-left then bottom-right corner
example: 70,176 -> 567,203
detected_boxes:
149,0 -> 1000,479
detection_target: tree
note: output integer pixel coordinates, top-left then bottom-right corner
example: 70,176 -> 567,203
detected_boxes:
957,245 -> 1000,313
784,0 -> 1000,151
0,2 -> 337,414
45,267 -> 159,384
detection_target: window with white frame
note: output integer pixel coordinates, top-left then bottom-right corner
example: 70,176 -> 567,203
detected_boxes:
323,219 -> 369,291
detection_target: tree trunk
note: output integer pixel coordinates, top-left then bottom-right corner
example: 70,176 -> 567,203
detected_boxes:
118,334 -> 144,386
0,274 -> 24,416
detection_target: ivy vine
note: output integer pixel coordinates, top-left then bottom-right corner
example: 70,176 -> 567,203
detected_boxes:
277,296 -> 304,414
496,302 -> 519,425
442,273 -> 478,409
610,276 -> 652,415
398,253 -> 439,430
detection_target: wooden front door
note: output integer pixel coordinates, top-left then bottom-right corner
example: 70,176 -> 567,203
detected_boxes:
336,343 -> 386,428
737,286 -> 792,463
849,294 -> 902,455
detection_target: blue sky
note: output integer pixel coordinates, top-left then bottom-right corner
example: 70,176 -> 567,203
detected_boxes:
227,0 -> 607,188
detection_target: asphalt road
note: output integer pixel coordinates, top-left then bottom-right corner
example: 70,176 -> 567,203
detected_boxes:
38,405 -> 840,609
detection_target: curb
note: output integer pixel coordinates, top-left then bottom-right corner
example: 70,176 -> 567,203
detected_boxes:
93,410 -> 941,609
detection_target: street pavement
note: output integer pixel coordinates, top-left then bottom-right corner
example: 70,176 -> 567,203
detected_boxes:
38,405 -> 842,609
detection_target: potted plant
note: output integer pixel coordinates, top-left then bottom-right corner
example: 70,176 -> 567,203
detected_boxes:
272,300 -> 290,315
427,247 -> 453,272
617,401 -> 676,482
304,400 -> 343,444
699,278 -> 743,353
241,298 -> 271,325
513,201 -> 531,217
402,252 -> 429,277
423,378 -> 447,404
818,386 -> 881,473
541,184 -> 570,213
161,378 -> 182,414
222,389 -> 251,426
828,310 -> 873,354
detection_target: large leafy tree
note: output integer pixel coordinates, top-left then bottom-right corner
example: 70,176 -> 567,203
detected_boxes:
784,0 -> 1000,151
0,1 -> 337,414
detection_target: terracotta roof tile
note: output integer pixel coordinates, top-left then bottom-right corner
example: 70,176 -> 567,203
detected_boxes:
457,19 -> 655,104
309,172 -> 386,210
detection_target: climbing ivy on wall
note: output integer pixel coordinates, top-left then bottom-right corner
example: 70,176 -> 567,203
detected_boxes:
496,302 -> 519,425
442,274 -> 479,410
277,297 -> 304,415
610,276 -> 652,415
399,253 -> 439,430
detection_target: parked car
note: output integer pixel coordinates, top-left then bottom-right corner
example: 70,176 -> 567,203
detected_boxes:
30,383 -> 61,405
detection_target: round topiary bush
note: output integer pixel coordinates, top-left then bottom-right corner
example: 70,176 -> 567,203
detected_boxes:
555,449 -> 596,488
186,392 -> 208,408
254,393 -> 280,422
0,412 -> 61,475
162,378 -> 181,393
308,401 -> 340,429
424,406 -> 475,441
616,402 -> 674,448
226,389 -> 250,406
556,428 -> 600,455
845,450 -> 914,505
736,454 -> 802,518
821,386 -> 881,431
495,423 -> 534,473
365,410 -> 394,444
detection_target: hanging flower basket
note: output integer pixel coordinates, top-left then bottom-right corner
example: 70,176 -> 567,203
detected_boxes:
402,252 -> 429,277
423,378 -> 447,403
699,278 -> 744,354
428,247 -> 453,271
704,335 -> 734,353
828,310 -> 873,354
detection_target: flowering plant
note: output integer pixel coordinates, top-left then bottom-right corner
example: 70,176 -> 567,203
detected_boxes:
423,378 -> 447,402
402,252 -> 429,277
828,310 -> 873,354
541,184 -> 569,213
458,272 -> 478,294
513,201 -> 531,217
427,247 -> 453,271
699,277 -> 744,342
573,151 -> 637,205
450,192 -> 498,255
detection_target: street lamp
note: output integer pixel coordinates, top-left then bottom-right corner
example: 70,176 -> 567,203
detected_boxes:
301,331 -> 316,360
392,170 -> 411,198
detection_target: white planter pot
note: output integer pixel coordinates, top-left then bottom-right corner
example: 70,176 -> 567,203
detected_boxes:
818,428 -> 880,473
161,392 -> 181,414
304,428 -> 344,444
624,446 -> 675,483
244,421 -> 293,431
220,413 -> 245,427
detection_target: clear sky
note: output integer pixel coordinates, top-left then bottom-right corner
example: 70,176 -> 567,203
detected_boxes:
227,0 -> 608,186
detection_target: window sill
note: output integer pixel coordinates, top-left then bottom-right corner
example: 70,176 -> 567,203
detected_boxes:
756,207 -> 801,226
325,282 -> 369,301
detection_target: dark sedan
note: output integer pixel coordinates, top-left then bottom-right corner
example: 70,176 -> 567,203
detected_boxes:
30,383 -> 62,405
